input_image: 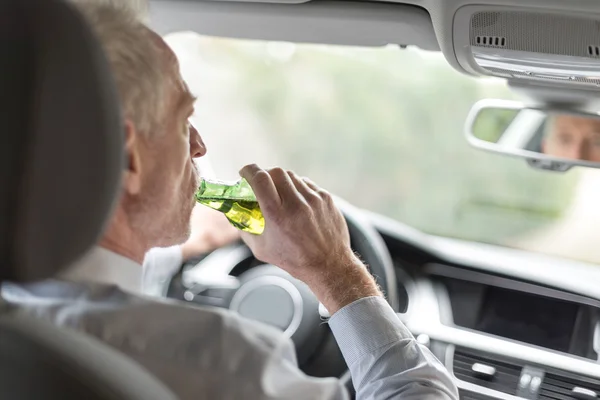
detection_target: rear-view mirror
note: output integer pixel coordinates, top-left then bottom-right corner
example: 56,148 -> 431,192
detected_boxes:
466,99 -> 600,171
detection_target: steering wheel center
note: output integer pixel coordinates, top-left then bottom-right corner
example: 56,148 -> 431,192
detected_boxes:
229,275 -> 304,337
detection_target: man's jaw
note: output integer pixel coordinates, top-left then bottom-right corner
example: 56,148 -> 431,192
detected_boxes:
190,168 -> 200,199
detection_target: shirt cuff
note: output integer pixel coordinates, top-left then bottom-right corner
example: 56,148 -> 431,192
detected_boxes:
328,296 -> 413,367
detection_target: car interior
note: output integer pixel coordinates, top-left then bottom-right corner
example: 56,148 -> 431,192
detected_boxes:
148,1 -> 600,399
5,0 -> 600,399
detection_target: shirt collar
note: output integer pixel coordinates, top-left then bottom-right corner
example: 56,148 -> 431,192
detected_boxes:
58,246 -> 143,294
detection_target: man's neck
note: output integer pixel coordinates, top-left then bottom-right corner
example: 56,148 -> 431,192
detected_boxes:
99,236 -> 145,264
99,207 -> 147,264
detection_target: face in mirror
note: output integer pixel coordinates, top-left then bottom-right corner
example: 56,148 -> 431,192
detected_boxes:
467,101 -> 600,169
542,114 -> 600,162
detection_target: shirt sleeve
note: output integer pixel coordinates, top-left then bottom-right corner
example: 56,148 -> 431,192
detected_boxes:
142,246 -> 183,297
328,296 -> 459,400
256,333 -> 350,400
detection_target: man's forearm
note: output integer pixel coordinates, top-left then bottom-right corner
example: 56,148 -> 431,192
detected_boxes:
305,253 -> 381,315
328,297 -> 459,400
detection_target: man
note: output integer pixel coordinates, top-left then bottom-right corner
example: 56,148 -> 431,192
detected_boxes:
2,2 -> 458,399
142,154 -> 241,297
143,204 -> 240,297
542,113 -> 600,162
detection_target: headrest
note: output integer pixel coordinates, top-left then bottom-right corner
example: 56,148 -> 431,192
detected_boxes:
0,0 -> 123,282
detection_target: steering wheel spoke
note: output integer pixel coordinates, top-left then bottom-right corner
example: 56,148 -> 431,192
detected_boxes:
182,276 -> 240,307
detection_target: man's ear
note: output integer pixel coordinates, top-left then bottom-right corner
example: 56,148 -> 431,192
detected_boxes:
123,120 -> 143,195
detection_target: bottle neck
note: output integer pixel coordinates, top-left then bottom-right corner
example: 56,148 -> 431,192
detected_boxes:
196,178 -> 256,201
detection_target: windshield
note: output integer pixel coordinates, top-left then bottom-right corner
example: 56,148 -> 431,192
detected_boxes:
166,32 -> 600,265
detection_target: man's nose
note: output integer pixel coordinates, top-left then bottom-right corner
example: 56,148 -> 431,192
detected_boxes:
189,124 -> 207,158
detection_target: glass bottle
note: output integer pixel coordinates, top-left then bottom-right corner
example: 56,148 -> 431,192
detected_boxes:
195,178 -> 265,235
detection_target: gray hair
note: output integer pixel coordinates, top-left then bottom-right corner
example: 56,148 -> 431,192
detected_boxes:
72,0 -> 165,136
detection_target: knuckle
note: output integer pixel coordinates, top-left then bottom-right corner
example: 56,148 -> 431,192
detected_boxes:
306,192 -> 322,205
253,170 -> 270,185
287,170 -> 301,180
298,200 -> 312,212
318,189 -> 333,201
269,167 -> 286,178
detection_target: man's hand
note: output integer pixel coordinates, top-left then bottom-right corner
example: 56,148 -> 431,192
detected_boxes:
240,164 -> 381,314
180,204 -> 241,261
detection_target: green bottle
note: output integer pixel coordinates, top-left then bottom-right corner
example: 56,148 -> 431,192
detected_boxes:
195,178 -> 265,235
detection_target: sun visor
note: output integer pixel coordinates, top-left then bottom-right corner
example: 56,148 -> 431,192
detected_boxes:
149,0 -> 439,51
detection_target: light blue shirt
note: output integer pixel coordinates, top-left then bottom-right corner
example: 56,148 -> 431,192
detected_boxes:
2,246 -> 458,400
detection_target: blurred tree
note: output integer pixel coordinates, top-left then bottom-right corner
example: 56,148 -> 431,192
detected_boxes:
170,34 -> 580,249
472,108 -> 520,143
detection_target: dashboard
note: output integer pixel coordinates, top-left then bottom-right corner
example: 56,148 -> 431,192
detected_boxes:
166,211 -> 600,400
375,214 -> 600,400
421,265 -> 600,400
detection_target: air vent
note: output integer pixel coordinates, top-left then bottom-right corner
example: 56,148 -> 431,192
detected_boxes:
453,347 -> 522,395
475,35 -> 506,47
540,371 -> 600,400
588,45 -> 600,57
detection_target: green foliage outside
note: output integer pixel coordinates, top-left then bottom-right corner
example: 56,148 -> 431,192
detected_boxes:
172,35 -> 580,249
472,108 -> 520,143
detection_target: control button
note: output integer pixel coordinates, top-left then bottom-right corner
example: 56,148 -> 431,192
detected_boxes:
518,366 -> 545,398
472,363 -> 496,378
530,376 -> 542,392
519,374 -> 532,389
572,387 -> 597,399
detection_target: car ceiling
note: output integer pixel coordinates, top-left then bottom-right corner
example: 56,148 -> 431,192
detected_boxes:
150,0 -> 600,102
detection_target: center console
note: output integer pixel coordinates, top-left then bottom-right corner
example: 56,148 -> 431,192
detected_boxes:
474,286 -> 577,354
411,263 -> 600,400
428,263 -> 600,361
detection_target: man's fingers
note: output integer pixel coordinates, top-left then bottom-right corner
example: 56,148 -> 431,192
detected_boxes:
268,167 -> 302,206
302,177 -> 321,193
302,176 -> 333,203
240,163 -> 262,180
240,164 -> 281,214
288,171 -> 320,201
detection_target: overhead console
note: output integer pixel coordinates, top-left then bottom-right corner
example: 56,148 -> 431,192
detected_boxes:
452,5 -> 600,91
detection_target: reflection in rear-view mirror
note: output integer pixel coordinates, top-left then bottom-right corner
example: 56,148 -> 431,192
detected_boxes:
542,114 -> 600,163
466,100 -> 600,170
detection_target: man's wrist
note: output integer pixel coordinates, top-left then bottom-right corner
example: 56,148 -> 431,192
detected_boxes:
180,242 -> 201,262
309,253 -> 382,315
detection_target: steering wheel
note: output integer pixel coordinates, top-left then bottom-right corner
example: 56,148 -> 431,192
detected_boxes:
167,198 -> 399,395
